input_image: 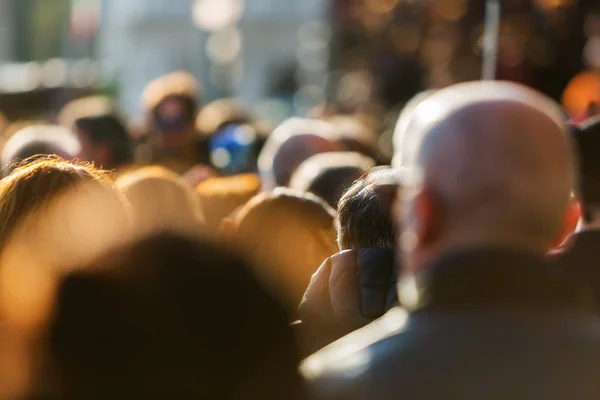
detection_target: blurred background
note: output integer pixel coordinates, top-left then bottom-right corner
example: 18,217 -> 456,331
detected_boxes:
0,0 -> 599,123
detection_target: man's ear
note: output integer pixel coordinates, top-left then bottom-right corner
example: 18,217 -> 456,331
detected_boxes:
412,187 -> 444,248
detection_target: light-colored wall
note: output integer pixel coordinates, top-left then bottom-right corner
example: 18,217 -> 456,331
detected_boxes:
98,0 -> 327,117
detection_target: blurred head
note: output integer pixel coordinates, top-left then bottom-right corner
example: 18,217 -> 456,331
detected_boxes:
289,151 -> 374,209
395,81 -> 574,276
232,189 -> 338,310
258,118 -> 339,188
337,169 -> 398,250
1,125 -> 80,175
33,233 -> 304,400
142,72 -> 200,150
117,166 -> 203,238
392,90 -> 435,168
573,117 -> 600,224
0,157 -> 130,331
196,173 -> 261,230
58,96 -> 132,170
329,115 -> 380,160
196,98 -> 251,135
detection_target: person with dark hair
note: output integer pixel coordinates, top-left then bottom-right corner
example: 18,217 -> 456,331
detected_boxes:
290,152 -> 374,209
298,169 -> 398,355
30,233 -> 305,400
74,114 -> 134,171
558,116 -> 600,310
58,96 -> 134,171
302,82 -> 600,400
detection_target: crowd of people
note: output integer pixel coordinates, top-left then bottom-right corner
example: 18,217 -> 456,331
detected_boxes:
1,68 -> 600,399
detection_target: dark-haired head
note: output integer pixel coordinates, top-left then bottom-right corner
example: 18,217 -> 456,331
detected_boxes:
31,233 -> 304,400
75,114 -> 134,170
337,169 -> 398,250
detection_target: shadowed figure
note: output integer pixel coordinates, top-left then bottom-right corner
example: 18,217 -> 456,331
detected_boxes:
29,233 -> 305,400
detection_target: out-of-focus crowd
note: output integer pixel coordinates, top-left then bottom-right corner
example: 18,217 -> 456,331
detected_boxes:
1,69 -> 600,400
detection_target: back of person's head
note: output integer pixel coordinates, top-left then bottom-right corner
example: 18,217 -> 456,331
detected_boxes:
337,168 -> 398,250
1,125 -> 80,175
290,152 -> 374,209
196,173 -> 261,230
232,188 -> 338,310
31,233 -> 304,400
57,96 -> 117,129
117,166 -> 203,238
329,115 -> 380,159
258,118 -> 339,188
196,98 -> 251,135
59,97 -> 133,170
0,157 -> 130,330
75,114 -> 133,169
572,117 -> 600,223
396,81 -> 573,273
392,90 -> 435,168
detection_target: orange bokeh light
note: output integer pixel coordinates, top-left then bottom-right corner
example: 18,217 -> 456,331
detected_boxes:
562,71 -> 600,119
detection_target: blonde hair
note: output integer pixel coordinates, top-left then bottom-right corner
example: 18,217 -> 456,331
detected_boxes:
0,157 -> 130,330
232,188 -> 338,310
118,166 -> 203,238
196,173 -> 261,229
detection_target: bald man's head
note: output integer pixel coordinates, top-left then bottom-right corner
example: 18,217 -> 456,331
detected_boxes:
397,82 -> 574,271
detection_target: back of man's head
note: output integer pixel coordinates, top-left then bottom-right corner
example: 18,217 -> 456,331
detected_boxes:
396,81 -> 574,271
337,169 -> 398,250
290,152 -> 375,209
572,117 -> 600,223
258,118 -> 339,188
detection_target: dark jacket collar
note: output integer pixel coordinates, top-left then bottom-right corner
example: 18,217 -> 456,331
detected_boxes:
413,247 -> 587,312
569,230 -> 600,250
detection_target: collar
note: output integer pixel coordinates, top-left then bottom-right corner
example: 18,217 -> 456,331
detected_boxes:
413,247 -> 585,312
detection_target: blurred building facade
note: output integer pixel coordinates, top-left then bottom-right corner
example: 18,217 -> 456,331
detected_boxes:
97,0 -> 328,117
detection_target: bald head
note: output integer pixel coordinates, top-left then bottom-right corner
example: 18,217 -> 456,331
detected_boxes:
399,81 -> 574,256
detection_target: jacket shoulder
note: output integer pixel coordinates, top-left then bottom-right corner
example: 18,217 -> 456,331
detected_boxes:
300,307 -> 408,385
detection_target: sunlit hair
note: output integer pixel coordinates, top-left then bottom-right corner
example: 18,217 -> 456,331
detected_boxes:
141,71 -> 201,112
57,95 -> 117,129
117,166 -> 204,238
1,125 -> 80,175
0,156 -> 112,252
231,188 -> 338,311
258,118 -> 339,189
196,98 -> 250,135
0,157 -> 130,331
196,173 -> 261,230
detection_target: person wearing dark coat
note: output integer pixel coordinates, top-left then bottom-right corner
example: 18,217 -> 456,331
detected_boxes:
298,170 -> 398,355
557,117 -> 600,310
301,82 -> 600,400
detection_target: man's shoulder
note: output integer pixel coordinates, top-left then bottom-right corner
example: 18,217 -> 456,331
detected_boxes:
300,307 -> 408,391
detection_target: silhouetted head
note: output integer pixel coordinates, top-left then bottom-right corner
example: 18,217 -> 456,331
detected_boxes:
290,152 -> 374,209
32,233 -> 304,400
258,118 -> 339,188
